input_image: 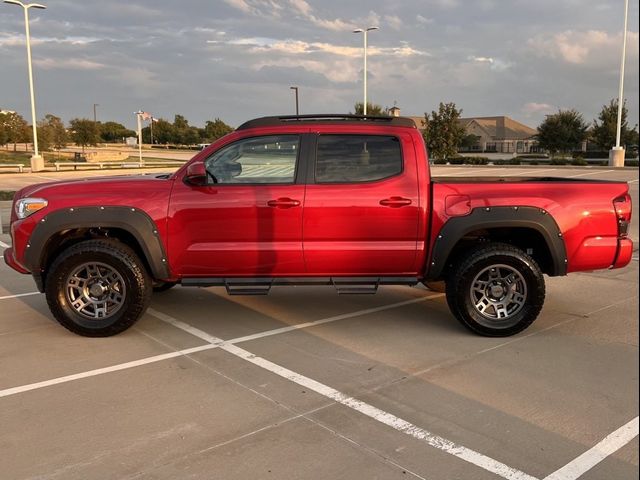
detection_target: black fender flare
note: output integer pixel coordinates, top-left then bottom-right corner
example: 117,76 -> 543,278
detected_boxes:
25,206 -> 170,284
426,206 -> 568,280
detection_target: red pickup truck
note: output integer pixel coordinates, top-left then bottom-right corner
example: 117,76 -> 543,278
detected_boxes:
3,115 -> 633,337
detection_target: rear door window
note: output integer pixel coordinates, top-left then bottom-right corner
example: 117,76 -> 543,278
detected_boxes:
315,135 -> 402,183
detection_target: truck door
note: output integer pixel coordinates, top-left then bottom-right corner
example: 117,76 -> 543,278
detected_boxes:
168,134 -> 308,276
302,132 -> 420,275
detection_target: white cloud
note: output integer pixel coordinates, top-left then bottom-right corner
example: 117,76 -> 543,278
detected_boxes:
528,29 -> 639,65
416,14 -> 433,25
216,37 -> 428,58
33,58 -> 106,70
384,15 -> 403,30
522,102 -> 555,114
0,34 -> 103,47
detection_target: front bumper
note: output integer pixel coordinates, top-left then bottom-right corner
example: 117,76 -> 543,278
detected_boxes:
3,246 -> 29,274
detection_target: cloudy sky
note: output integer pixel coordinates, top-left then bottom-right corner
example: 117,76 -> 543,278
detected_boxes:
1,0 -> 638,131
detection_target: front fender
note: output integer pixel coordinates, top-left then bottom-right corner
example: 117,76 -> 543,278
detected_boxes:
24,206 -> 170,281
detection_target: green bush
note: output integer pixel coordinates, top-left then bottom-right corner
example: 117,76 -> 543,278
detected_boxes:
571,157 -> 588,166
515,154 -> 549,159
463,156 -> 489,165
448,157 -> 465,165
625,160 -> 639,167
551,158 -> 569,165
432,158 -> 447,165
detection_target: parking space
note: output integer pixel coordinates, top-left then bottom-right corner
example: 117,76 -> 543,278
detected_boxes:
0,166 -> 638,479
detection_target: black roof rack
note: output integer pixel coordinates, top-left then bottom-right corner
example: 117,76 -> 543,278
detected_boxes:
236,114 -> 417,130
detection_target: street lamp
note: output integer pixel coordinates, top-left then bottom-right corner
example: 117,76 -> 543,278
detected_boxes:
4,0 -> 47,172
290,86 -> 299,115
353,26 -> 378,115
610,0 -> 629,167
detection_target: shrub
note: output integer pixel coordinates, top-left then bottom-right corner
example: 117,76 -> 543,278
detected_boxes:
625,160 -> 639,167
571,157 -> 588,166
464,156 -> 489,165
551,158 -> 569,165
515,154 -> 549,159
432,158 -> 447,165
448,157 -> 465,165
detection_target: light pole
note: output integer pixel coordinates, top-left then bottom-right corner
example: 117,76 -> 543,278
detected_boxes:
353,26 -> 378,115
290,86 -> 299,115
4,0 -> 46,171
610,0 -> 629,167
93,103 -> 99,123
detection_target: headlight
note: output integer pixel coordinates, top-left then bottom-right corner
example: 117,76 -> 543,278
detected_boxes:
15,198 -> 48,219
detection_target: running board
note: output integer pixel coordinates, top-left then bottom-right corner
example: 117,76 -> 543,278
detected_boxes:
180,277 -> 419,295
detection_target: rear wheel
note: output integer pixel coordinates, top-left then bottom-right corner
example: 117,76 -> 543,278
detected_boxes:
45,239 -> 152,337
445,243 -> 545,337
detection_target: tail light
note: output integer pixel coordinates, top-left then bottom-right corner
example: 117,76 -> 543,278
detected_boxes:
613,194 -> 632,237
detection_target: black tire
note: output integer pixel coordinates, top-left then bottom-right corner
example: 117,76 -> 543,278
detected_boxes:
445,242 -> 545,337
45,239 -> 152,337
153,281 -> 177,292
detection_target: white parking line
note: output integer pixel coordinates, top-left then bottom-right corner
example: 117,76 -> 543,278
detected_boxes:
501,168 -> 557,177
149,294 -> 444,345
0,292 -> 40,301
155,311 -> 537,480
567,170 -> 614,178
0,294 -> 443,397
444,168 -> 506,176
0,344 -> 217,398
0,240 -> 10,248
543,417 -> 639,480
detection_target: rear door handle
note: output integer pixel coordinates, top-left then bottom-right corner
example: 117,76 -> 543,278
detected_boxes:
267,197 -> 301,208
379,197 -> 412,207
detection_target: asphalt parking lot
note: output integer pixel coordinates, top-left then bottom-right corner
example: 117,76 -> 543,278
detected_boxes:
0,166 -> 638,480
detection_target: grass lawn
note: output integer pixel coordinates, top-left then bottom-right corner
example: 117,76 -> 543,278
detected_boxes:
0,152 -> 31,165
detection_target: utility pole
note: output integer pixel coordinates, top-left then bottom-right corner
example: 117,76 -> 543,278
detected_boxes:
610,0 -> 629,167
93,103 -> 99,123
353,26 -> 378,115
4,0 -> 47,171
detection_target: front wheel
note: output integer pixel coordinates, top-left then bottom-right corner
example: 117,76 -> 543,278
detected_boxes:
45,239 -> 152,337
445,243 -> 545,337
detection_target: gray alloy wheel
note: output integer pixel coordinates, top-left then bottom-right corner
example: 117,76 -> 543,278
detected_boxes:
469,264 -> 527,328
45,239 -> 152,337
445,242 -> 545,337
65,262 -> 127,320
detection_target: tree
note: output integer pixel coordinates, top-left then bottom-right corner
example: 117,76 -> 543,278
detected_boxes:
204,118 -> 233,142
536,110 -> 588,155
459,133 -> 481,150
423,102 -> 466,161
353,102 -> 389,116
0,112 -> 30,151
100,121 -> 136,143
69,118 -> 100,153
591,99 -> 637,150
37,114 -> 68,151
147,118 -> 174,144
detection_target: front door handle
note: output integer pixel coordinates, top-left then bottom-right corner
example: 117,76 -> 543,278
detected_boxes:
267,197 -> 301,208
379,197 -> 412,208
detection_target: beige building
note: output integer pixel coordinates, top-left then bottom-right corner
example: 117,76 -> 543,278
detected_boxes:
457,116 -> 539,153
389,108 -> 539,154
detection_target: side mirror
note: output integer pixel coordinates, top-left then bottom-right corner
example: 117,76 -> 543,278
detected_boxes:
184,162 -> 207,186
